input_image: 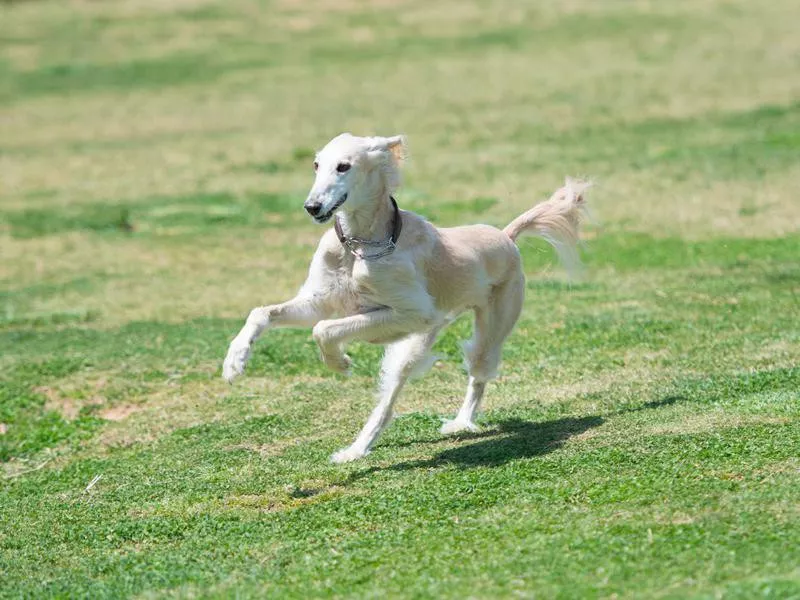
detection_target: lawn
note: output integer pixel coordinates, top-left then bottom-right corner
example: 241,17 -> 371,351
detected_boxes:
1,0 -> 799,597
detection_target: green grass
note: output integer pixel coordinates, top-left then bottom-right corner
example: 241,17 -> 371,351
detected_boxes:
1,0 -> 799,598
1,191 -> 303,238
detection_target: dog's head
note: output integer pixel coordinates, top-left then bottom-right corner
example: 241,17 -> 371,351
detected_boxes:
304,133 -> 407,223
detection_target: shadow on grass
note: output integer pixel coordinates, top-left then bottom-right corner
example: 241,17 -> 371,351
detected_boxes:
347,415 -> 603,484
618,395 -> 685,414
428,415 -> 604,469
346,395 -> 690,482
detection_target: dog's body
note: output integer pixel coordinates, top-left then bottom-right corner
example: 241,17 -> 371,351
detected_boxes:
223,133 -> 589,462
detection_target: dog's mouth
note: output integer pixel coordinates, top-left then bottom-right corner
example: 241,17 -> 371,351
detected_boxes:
314,193 -> 348,223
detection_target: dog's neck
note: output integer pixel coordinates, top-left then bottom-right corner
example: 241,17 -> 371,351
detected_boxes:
336,188 -> 395,242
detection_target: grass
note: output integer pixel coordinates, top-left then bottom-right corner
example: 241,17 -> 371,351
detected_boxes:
1,191 -> 303,238
1,0 -> 799,597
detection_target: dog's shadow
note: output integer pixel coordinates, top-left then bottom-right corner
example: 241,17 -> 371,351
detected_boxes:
431,415 -> 602,468
346,396 -> 685,482
346,414 -> 602,483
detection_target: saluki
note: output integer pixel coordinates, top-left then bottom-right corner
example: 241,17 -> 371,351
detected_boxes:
223,133 -> 589,463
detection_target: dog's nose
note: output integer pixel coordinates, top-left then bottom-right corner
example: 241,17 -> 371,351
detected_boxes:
305,201 -> 323,217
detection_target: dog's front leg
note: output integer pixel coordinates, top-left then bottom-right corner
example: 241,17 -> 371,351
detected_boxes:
312,308 -> 435,463
311,308 -> 429,375
330,327 -> 440,463
223,296 -> 328,383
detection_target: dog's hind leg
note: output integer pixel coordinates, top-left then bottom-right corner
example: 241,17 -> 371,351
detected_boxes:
440,377 -> 487,434
441,274 -> 525,434
331,327 -> 440,463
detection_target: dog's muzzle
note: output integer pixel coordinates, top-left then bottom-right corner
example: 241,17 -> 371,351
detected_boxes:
307,193 -> 347,223
304,200 -> 323,218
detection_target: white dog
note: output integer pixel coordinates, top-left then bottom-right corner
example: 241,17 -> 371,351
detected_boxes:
223,133 -> 589,463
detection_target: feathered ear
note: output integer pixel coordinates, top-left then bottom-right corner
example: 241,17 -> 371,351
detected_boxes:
385,134 -> 408,164
565,176 -> 591,203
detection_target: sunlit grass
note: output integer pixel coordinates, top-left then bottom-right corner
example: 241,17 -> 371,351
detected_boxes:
1,0 -> 799,597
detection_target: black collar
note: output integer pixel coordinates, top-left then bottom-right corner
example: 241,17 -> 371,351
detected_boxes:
334,196 -> 403,260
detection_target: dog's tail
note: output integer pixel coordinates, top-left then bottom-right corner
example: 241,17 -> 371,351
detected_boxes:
503,177 -> 591,275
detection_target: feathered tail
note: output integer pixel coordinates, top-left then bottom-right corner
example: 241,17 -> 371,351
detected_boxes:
503,177 -> 591,275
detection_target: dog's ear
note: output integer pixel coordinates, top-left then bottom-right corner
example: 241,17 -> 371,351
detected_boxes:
385,134 -> 408,164
369,135 -> 407,164
564,176 -> 591,203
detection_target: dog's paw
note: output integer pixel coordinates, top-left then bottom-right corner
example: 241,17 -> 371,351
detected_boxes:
322,351 -> 352,376
440,419 -> 481,435
222,338 -> 251,383
330,446 -> 368,464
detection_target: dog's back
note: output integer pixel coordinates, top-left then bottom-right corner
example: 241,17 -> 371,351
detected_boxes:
408,217 -> 522,315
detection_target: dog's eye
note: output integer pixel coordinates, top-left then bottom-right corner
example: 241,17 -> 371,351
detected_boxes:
336,162 -> 351,173
313,161 -> 319,172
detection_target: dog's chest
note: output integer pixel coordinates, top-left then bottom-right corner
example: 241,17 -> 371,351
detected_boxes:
334,258 -> 393,310
350,258 -> 373,283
